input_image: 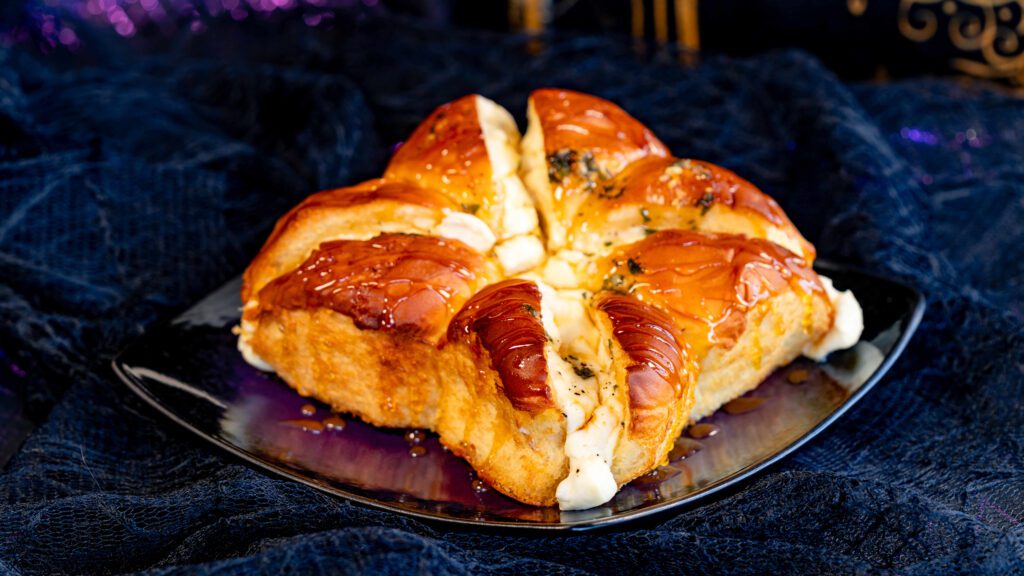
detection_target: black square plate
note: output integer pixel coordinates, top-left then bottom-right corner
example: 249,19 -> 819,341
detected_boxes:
113,261 -> 924,531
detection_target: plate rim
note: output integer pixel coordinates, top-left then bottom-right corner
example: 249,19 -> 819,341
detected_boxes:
112,261 -> 926,533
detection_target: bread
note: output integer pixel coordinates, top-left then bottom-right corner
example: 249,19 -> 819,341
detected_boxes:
238,90 -> 863,509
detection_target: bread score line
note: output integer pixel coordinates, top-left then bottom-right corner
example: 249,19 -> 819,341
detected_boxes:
238,90 -> 863,510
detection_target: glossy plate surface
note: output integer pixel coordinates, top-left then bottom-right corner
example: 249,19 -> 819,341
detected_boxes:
113,261 -> 923,531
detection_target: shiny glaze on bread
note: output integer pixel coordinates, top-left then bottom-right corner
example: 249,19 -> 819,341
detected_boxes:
602,230 -> 826,355
574,157 -> 816,259
596,294 -> 696,430
242,179 -> 457,303
447,279 -> 553,412
385,96 -> 496,217
257,234 -> 486,339
532,88 -> 669,193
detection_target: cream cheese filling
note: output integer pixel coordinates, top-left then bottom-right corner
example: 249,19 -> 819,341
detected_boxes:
495,235 -> 546,274
804,275 -> 865,361
521,101 -> 564,250
477,95 -> 541,240
432,212 -> 496,253
477,95 -> 545,275
237,302 -> 273,372
535,282 -> 624,510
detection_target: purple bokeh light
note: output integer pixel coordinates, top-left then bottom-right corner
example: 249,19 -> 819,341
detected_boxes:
899,127 -> 940,146
1,0 -> 386,53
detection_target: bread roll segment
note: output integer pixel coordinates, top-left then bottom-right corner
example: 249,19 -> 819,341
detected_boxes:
521,88 -> 669,251
247,233 -> 502,429
386,95 -> 545,274
570,156 -> 816,261
239,90 -> 864,510
441,279 -> 568,505
596,230 -> 834,423
593,294 -> 697,491
239,95 -> 540,371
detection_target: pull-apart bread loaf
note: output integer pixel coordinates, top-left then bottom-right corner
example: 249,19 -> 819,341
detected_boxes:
239,90 -> 864,509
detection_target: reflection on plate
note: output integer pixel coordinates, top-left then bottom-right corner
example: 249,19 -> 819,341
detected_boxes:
113,261 -> 923,531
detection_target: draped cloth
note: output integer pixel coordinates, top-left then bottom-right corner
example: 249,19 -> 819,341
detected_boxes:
0,17 -> 1021,575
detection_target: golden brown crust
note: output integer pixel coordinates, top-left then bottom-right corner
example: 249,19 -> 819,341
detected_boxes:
597,231 -> 832,425
601,230 -> 827,356
583,233 -> 832,483
595,295 -> 697,485
256,233 -> 492,340
242,179 -> 457,303
531,88 -> 669,186
248,307 -> 443,429
446,279 -> 553,412
573,157 -> 816,260
596,294 -> 695,433
437,279 -> 572,506
384,96 -> 495,215
246,234 -> 501,430
383,94 -> 538,244
522,89 -> 669,250
436,334 -> 567,507
690,289 -> 831,422
240,91 -> 844,509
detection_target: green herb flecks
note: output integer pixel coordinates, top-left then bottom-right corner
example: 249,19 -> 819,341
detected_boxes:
548,149 -> 577,182
696,192 -> 715,216
602,273 -> 628,293
564,355 -> 596,380
599,183 -> 623,199
627,258 -> 644,275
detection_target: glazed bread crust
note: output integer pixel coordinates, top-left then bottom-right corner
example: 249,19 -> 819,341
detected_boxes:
239,90 -> 852,510
595,294 -> 698,486
441,280 -> 567,506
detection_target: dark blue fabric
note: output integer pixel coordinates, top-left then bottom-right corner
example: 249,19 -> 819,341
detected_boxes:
1,16 -> 1022,575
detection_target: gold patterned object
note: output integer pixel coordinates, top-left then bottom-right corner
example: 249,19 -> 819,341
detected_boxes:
513,0 -> 701,52
849,0 -> 870,16
629,0 -> 701,62
908,0 -> 1024,82
509,0 -> 552,34
675,0 -> 701,50
854,0 -> 1024,83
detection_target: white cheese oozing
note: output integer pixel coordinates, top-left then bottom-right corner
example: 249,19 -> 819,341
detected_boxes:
521,101 -> 564,249
556,403 -> 621,510
804,275 -> 865,361
476,95 -> 520,177
541,250 -> 585,289
432,212 -> 496,253
536,283 -> 603,360
540,249 -> 605,291
495,234 -> 545,274
237,307 -> 273,371
476,95 -> 540,239
536,284 -> 596,431
535,283 -> 623,510
499,175 -> 540,237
